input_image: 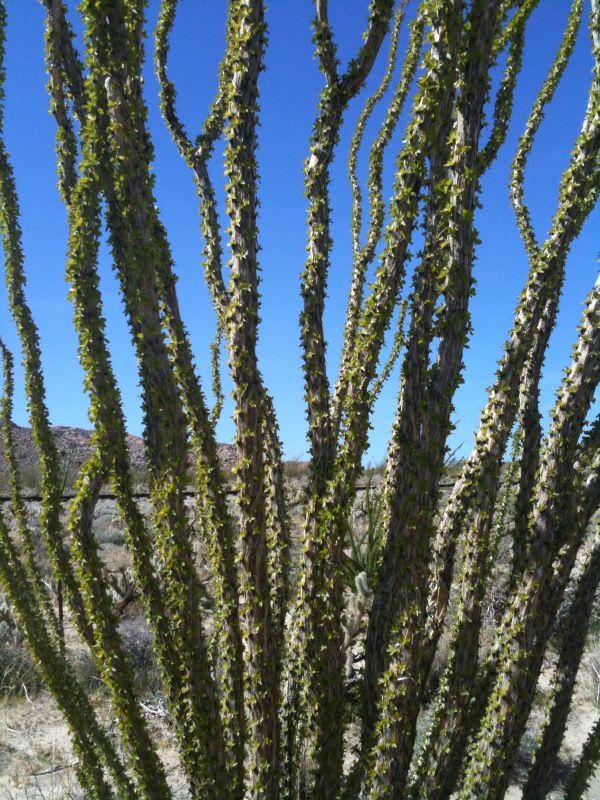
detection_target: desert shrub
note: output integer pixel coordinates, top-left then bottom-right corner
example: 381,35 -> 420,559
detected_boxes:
18,463 -> 42,493
95,528 -> 126,548
118,614 -> 162,699
69,649 -> 102,694
343,479 -> 385,593
0,595 -> 41,697
283,460 -> 310,480
0,644 -> 41,697
0,1 -> 598,798
588,588 -> 600,635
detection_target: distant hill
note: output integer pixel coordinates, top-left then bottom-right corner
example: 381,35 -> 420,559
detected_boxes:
0,424 -> 237,491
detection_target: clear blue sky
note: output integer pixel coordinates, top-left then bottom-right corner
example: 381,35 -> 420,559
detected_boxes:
0,0 -> 598,463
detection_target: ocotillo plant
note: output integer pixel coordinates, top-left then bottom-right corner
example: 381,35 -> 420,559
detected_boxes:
0,1 -> 599,799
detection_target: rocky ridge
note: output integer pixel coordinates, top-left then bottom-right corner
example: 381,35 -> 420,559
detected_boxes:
0,424 -> 238,491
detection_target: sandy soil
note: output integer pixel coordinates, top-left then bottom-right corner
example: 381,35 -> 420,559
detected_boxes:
2,659 -> 599,800
0,688 -> 187,799
1,691 -> 89,800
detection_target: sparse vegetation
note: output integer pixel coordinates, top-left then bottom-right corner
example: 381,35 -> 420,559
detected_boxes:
0,596 -> 41,698
283,460 -> 310,481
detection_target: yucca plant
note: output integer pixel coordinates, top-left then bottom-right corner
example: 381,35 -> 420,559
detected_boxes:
0,1 -> 599,799
343,479 -> 386,594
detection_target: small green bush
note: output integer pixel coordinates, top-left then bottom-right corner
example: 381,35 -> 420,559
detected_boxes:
343,479 -> 385,593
